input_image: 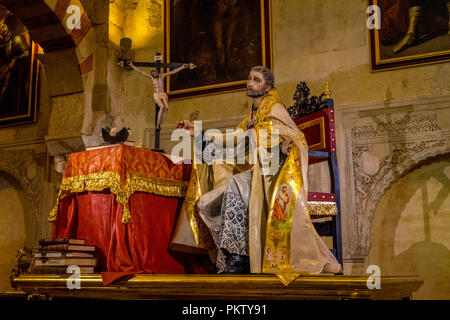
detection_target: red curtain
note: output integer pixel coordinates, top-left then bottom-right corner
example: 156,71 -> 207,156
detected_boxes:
53,190 -> 214,281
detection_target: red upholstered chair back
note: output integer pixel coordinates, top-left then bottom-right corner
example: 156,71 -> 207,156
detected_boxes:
293,105 -> 336,165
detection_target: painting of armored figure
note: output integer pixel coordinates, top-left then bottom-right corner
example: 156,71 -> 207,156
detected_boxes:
0,6 -> 39,127
369,0 -> 450,71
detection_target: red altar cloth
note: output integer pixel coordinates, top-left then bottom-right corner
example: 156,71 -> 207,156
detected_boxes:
50,145 -> 213,284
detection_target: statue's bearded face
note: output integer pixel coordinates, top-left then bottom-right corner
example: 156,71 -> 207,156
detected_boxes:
246,71 -> 270,98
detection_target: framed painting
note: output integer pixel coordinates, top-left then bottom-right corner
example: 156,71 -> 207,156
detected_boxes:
164,0 -> 272,99
369,0 -> 450,71
0,5 -> 39,127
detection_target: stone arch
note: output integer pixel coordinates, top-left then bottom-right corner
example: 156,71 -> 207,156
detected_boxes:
0,149 -> 46,245
0,171 -> 31,241
0,171 -> 30,292
367,152 -> 450,299
354,139 -> 450,257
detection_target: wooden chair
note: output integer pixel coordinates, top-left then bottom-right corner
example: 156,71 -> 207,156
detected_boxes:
288,82 -> 343,266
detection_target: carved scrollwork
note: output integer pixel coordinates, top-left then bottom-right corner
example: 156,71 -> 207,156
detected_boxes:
0,149 -> 45,245
352,139 -> 448,256
287,81 -> 330,119
351,113 -> 441,139
10,247 -> 33,288
345,109 -> 450,258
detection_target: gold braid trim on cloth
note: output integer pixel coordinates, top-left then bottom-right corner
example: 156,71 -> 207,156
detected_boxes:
262,144 -> 304,286
48,172 -> 189,224
307,201 -> 338,216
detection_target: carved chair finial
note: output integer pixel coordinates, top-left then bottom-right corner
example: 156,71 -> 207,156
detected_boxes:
324,81 -> 331,99
287,81 -> 331,119
10,247 -> 32,288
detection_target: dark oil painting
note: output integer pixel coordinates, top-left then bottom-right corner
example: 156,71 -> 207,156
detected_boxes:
0,5 -> 39,127
165,0 -> 272,98
369,0 -> 450,71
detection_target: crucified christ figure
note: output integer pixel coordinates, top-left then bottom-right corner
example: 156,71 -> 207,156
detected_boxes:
128,62 -> 195,129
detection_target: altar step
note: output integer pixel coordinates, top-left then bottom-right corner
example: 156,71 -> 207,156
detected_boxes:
11,274 -> 423,300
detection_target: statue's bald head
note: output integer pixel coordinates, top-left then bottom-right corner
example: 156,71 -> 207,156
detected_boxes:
250,66 -> 274,90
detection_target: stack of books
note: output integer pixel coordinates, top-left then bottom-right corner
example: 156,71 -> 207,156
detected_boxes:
31,238 -> 97,274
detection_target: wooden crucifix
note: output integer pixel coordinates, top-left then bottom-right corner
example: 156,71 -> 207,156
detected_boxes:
123,51 -> 195,152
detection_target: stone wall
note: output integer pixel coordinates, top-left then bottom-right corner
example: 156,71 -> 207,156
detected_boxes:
369,155 -> 450,299
0,0 -> 449,298
0,173 -> 29,292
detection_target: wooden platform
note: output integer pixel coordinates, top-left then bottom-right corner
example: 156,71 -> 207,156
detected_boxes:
11,274 -> 423,300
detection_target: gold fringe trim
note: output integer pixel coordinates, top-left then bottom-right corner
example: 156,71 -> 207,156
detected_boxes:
126,173 -> 189,197
48,189 -> 62,223
307,201 -> 338,216
49,172 -> 189,224
122,206 -> 131,224
48,203 -> 59,223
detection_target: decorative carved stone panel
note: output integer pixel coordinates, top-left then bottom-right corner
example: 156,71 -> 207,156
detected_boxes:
0,149 -> 46,245
335,96 -> 450,262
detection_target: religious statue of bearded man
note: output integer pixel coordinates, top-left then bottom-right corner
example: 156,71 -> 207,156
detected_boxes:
173,66 -> 341,285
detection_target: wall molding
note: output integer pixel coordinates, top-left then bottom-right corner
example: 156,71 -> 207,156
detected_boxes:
0,149 -> 47,245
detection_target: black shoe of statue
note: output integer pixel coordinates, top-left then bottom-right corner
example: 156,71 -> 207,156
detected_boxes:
222,254 -> 250,274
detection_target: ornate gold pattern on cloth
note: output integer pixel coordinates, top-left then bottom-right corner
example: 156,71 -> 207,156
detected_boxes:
262,144 -> 304,284
253,89 -> 282,148
184,168 -> 206,248
236,113 -> 252,132
307,201 -> 338,216
236,89 -> 281,138
183,90 -> 283,252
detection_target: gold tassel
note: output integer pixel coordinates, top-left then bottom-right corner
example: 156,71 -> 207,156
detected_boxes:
48,172 -> 189,225
48,204 -> 58,223
121,206 -> 132,224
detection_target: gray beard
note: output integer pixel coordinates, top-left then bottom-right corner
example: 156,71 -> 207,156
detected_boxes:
246,88 -> 266,98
